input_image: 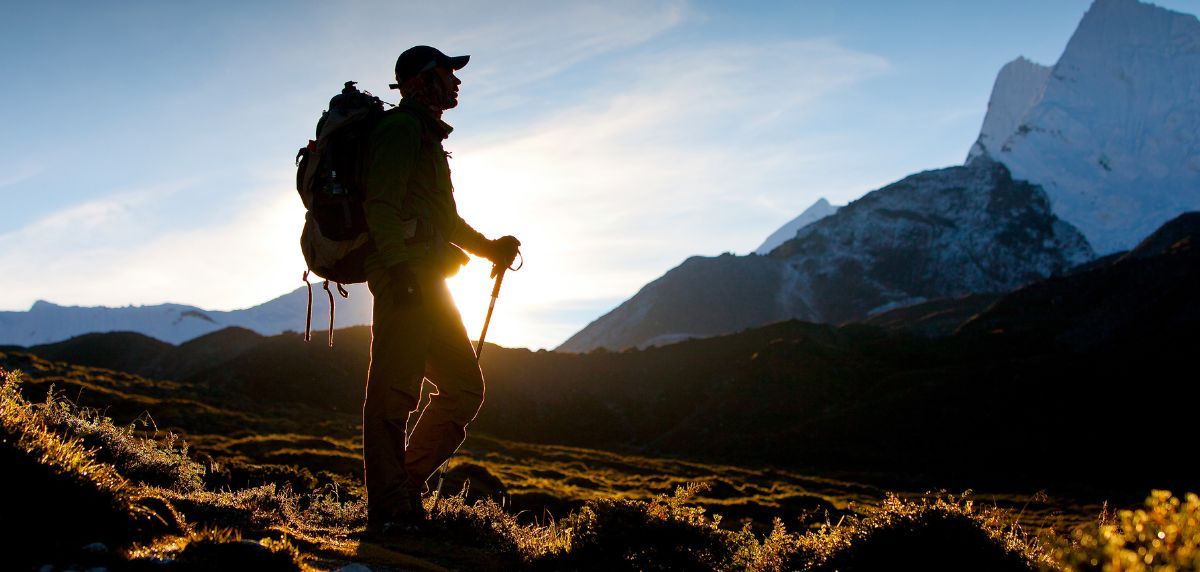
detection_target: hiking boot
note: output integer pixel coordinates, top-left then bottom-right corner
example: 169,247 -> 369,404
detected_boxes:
403,485 -> 428,520
367,486 -> 427,536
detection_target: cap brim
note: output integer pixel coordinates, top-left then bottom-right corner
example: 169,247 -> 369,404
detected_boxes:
446,54 -> 469,70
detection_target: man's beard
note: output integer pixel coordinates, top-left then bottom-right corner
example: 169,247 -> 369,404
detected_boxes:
411,77 -> 457,111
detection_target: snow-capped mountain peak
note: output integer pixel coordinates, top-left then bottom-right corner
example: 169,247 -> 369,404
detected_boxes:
966,56 -> 1051,162
754,198 -> 840,255
968,0 -> 1200,254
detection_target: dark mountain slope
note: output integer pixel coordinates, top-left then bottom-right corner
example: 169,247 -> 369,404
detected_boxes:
26,327 -> 266,382
30,332 -> 174,375
168,326 -> 265,380
959,211 -> 1200,351
183,326 -> 371,413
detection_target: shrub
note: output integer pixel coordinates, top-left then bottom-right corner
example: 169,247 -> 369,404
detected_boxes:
794,492 -> 1044,571
1054,490 -> 1200,571
541,482 -> 742,571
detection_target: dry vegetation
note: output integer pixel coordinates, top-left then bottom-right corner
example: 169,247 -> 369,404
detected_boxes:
3,357 -> 1197,570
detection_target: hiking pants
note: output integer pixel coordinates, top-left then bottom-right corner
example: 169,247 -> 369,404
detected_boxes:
363,266 -> 485,523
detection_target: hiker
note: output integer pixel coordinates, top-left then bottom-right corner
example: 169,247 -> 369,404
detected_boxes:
361,45 -> 520,533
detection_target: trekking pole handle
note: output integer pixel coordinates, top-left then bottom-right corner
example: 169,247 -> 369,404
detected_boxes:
490,267 -> 505,298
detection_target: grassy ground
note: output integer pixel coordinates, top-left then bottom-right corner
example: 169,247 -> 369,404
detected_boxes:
3,356 -> 1195,570
0,348 -> 1104,532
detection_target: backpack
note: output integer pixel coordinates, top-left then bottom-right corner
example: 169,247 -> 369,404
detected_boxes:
294,81 -> 390,345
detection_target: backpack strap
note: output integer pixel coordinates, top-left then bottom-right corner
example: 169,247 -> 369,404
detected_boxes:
302,271 -> 314,342
322,280 -> 335,348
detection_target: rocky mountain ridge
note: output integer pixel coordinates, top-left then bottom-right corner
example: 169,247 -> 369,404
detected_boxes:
559,159 -> 1092,352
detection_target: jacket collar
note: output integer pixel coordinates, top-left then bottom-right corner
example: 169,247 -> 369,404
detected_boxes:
399,98 -> 453,139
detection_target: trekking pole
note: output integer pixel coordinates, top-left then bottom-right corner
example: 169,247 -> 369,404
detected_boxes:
431,250 -> 521,514
474,266 -> 507,359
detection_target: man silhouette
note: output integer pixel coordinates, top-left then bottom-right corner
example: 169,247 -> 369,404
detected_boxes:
361,45 -> 520,533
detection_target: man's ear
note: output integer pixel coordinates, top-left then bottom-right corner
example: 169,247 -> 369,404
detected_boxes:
398,75 -> 422,97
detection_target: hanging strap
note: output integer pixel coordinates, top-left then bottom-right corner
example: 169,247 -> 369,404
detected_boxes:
322,280 -> 336,347
303,271 -> 313,342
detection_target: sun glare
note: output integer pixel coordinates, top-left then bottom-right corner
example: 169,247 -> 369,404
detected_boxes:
447,149 -> 571,351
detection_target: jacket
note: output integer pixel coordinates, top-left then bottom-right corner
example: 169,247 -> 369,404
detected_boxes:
362,99 -> 488,280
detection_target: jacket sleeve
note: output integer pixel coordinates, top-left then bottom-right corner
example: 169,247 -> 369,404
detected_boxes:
450,215 -> 490,256
363,115 -> 422,267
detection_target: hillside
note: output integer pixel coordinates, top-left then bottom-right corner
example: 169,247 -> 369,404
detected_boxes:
6,328 -> 1200,568
0,355 -> 1094,570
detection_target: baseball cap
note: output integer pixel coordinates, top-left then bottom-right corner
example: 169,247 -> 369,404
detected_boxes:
390,45 -> 469,89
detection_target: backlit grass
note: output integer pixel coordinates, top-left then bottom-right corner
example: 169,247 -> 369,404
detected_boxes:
4,358 -> 1198,570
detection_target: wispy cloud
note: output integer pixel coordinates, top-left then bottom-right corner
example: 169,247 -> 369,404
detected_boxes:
0,162 -> 44,191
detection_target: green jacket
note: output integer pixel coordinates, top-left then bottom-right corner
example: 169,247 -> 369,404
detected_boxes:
362,99 -> 487,280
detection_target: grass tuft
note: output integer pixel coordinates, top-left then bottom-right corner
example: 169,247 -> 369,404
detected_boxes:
37,384 -> 206,491
0,368 -> 156,563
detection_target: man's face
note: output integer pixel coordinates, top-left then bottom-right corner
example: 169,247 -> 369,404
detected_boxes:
427,66 -> 461,110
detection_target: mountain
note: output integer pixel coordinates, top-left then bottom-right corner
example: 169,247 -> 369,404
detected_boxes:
559,159 -> 1091,352
967,0 -> 1200,254
754,198 -> 840,255
0,282 -> 373,346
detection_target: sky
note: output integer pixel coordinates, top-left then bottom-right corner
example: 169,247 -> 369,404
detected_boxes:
3,0 -> 1198,350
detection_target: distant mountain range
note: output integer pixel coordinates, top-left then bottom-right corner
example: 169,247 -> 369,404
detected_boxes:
0,283 -> 373,347
560,0 -> 1200,351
